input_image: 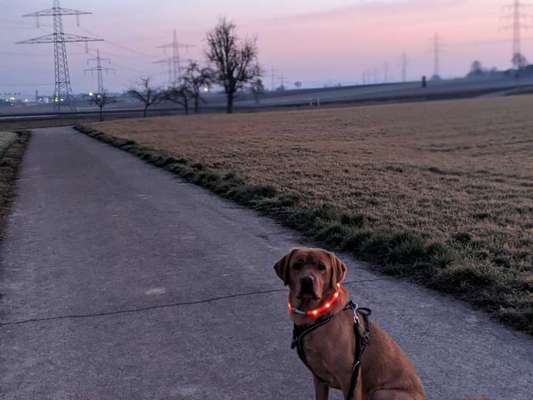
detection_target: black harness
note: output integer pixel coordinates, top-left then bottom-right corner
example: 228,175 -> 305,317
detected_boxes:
291,301 -> 371,400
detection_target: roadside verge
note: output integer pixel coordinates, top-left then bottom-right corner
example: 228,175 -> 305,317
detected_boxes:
0,131 -> 31,240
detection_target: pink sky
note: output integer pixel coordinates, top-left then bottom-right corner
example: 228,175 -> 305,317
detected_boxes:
248,0 -> 527,86
1,0 -> 531,94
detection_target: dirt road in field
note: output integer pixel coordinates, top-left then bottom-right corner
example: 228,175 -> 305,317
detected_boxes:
0,127 -> 531,400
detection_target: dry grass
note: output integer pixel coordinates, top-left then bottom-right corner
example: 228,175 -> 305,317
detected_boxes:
0,117 -> 99,131
0,132 -> 17,156
0,131 -> 30,239
88,95 -> 533,333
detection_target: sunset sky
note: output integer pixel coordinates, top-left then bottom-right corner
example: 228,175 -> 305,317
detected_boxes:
1,0 -> 531,95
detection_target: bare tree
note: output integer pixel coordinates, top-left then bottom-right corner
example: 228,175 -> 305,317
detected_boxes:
164,84 -> 193,115
127,77 -> 164,118
467,60 -> 485,79
206,18 -> 261,113
512,53 -> 528,70
250,78 -> 265,104
90,92 -> 113,122
182,61 -> 213,113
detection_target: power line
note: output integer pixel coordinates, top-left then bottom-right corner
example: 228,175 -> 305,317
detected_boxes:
153,58 -> 173,86
78,26 -> 159,59
0,82 -> 52,87
78,45 -> 155,75
0,17 -> 51,29
16,0 -> 103,111
0,51 -> 49,56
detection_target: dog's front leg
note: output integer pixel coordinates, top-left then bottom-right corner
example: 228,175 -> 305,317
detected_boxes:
313,375 -> 329,400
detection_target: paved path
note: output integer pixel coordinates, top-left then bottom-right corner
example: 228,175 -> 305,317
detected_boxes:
0,127 -> 531,400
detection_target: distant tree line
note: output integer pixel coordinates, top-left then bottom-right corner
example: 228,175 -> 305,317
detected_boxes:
125,18 -> 261,117
466,53 -> 532,80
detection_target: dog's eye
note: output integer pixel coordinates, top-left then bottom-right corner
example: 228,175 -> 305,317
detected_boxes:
293,262 -> 303,270
318,263 -> 326,271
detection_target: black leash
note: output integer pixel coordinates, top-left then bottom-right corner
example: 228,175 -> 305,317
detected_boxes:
291,301 -> 371,400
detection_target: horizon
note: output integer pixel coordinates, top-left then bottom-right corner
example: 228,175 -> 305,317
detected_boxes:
1,0 -> 531,96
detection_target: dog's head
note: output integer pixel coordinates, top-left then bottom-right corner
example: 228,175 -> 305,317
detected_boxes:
273,248 -> 346,309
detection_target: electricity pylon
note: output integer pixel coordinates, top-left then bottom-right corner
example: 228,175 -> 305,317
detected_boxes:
502,0 -> 530,69
154,29 -> 194,87
16,0 -> 103,111
433,33 -> 441,79
401,53 -> 407,82
86,49 -> 113,95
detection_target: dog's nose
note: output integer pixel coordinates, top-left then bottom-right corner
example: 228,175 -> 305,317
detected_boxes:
301,276 -> 314,291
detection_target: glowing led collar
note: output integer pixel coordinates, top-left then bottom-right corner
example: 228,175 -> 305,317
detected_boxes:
288,283 -> 342,318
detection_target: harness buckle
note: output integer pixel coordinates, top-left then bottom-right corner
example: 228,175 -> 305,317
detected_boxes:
352,303 -> 360,325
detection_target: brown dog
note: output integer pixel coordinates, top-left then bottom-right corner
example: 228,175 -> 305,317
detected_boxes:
274,248 -> 426,400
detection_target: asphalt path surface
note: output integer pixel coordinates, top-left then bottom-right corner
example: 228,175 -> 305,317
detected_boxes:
1,127 -> 532,400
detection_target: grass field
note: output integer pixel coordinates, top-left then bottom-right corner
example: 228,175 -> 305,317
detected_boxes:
0,131 -> 30,239
0,132 -> 17,158
87,95 -> 533,333
0,117 -> 100,132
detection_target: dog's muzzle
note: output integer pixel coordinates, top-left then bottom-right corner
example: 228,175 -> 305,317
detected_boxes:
300,276 -> 315,294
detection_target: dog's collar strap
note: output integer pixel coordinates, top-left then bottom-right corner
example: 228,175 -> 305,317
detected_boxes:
291,301 -> 372,400
288,283 -> 341,318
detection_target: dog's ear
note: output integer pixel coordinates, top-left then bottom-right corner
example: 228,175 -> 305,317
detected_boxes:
328,251 -> 347,289
273,249 -> 298,286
